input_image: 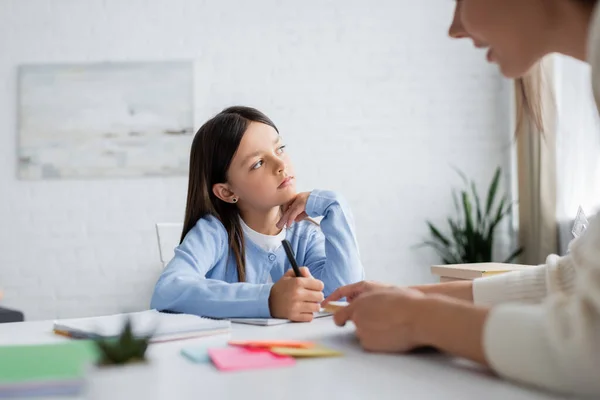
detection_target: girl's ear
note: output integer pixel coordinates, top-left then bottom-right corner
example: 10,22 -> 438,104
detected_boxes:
212,183 -> 238,204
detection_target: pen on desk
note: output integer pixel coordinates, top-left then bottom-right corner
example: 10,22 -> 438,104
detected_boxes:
282,239 -> 302,277
53,329 -> 98,340
54,329 -> 91,339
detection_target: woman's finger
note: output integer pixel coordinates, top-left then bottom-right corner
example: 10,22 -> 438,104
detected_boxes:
323,282 -> 364,304
333,301 -> 357,326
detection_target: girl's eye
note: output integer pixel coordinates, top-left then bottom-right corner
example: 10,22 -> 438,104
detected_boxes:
251,160 -> 263,170
276,145 -> 286,155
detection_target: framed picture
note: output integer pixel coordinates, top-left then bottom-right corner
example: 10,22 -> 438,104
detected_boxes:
18,61 -> 194,179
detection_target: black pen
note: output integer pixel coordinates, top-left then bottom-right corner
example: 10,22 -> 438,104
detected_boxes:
282,239 -> 302,277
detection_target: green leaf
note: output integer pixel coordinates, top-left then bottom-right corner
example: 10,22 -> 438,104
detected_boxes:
462,191 -> 474,236
420,240 -> 460,264
452,165 -> 469,186
487,199 -> 514,238
462,191 -> 480,262
470,181 -> 483,230
491,197 -> 507,229
426,221 -> 451,247
503,247 -> 524,263
452,189 -> 461,214
93,316 -> 151,366
485,167 -> 502,217
448,218 -> 466,251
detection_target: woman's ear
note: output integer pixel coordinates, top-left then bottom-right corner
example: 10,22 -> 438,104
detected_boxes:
212,183 -> 238,204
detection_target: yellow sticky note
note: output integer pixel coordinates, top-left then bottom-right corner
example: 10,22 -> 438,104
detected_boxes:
228,340 -> 315,349
321,301 -> 348,313
270,346 -> 343,358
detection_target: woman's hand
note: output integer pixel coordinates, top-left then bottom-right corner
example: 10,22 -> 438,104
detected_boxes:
323,280 -> 395,304
333,287 -> 429,352
334,288 -> 490,364
411,281 -> 474,302
269,267 -> 325,322
277,192 -> 311,229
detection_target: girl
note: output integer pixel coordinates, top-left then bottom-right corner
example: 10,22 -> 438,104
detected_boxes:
326,0 -> 600,397
151,106 -> 364,322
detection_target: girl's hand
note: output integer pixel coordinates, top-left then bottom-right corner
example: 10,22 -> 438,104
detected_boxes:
277,192 -> 311,229
269,267 -> 325,322
333,287 -> 429,352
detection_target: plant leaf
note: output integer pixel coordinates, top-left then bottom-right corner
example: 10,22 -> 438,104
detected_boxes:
487,199 -> 515,238
452,165 -> 469,186
420,240 -> 460,264
485,167 -> 502,216
462,191 -> 480,262
452,189 -> 461,214
471,181 -> 483,230
503,247 -> 524,263
462,191 -> 474,234
447,218 -> 465,252
426,221 -> 451,247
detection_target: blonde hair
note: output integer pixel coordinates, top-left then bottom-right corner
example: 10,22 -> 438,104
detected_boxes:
515,62 -> 552,135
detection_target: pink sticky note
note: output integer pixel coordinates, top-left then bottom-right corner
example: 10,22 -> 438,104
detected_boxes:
208,347 -> 296,372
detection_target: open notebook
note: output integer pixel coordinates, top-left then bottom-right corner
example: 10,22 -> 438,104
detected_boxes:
230,310 -> 332,326
53,309 -> 231,342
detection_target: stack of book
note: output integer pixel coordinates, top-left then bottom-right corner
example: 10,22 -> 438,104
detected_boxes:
430,262 -> 532,282
0,341 -> 97,397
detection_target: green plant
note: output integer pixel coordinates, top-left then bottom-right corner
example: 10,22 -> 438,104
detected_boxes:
93,317 -> 152,366
420,166 -> 523,264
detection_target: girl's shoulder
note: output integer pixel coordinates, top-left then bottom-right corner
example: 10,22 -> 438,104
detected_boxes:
182,214 -> 229,248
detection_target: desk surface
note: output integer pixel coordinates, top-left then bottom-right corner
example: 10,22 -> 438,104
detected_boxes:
0,317 -> 564,400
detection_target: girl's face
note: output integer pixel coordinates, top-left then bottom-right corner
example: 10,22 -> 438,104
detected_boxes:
449,0 -> 551,78
220,122 -> 297,211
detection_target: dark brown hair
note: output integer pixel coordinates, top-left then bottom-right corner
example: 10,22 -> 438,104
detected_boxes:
180,106 -> 279,282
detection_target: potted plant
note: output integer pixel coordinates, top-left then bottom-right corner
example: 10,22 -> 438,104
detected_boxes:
85,317 -> 157,400
419,166 -> 523,264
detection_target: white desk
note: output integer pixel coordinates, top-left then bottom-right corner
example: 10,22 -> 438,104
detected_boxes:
0,318 -> 565,400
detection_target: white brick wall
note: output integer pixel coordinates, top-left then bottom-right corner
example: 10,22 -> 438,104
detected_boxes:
0,0 -> 512,320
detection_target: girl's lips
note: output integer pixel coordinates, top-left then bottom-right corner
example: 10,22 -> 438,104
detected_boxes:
278,177 -> 294,189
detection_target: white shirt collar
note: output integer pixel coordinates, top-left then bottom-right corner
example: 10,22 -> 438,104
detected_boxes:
239,217 -> 286,253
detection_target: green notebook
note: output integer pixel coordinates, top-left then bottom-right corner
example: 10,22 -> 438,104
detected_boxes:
0,341 -> 99,397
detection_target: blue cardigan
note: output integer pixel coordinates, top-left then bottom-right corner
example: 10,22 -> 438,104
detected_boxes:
150,190 -> 364,318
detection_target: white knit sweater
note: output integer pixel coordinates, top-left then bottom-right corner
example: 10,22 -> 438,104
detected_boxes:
471,7 -> 600,396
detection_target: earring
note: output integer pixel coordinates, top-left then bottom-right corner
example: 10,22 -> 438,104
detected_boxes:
232,198 -> 238,203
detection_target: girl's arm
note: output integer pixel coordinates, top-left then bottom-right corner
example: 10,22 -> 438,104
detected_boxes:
150,216 -> 274,319
302,190 -> 365,297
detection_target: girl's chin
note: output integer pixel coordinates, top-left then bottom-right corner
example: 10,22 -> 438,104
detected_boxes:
277,189 -> 298,203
